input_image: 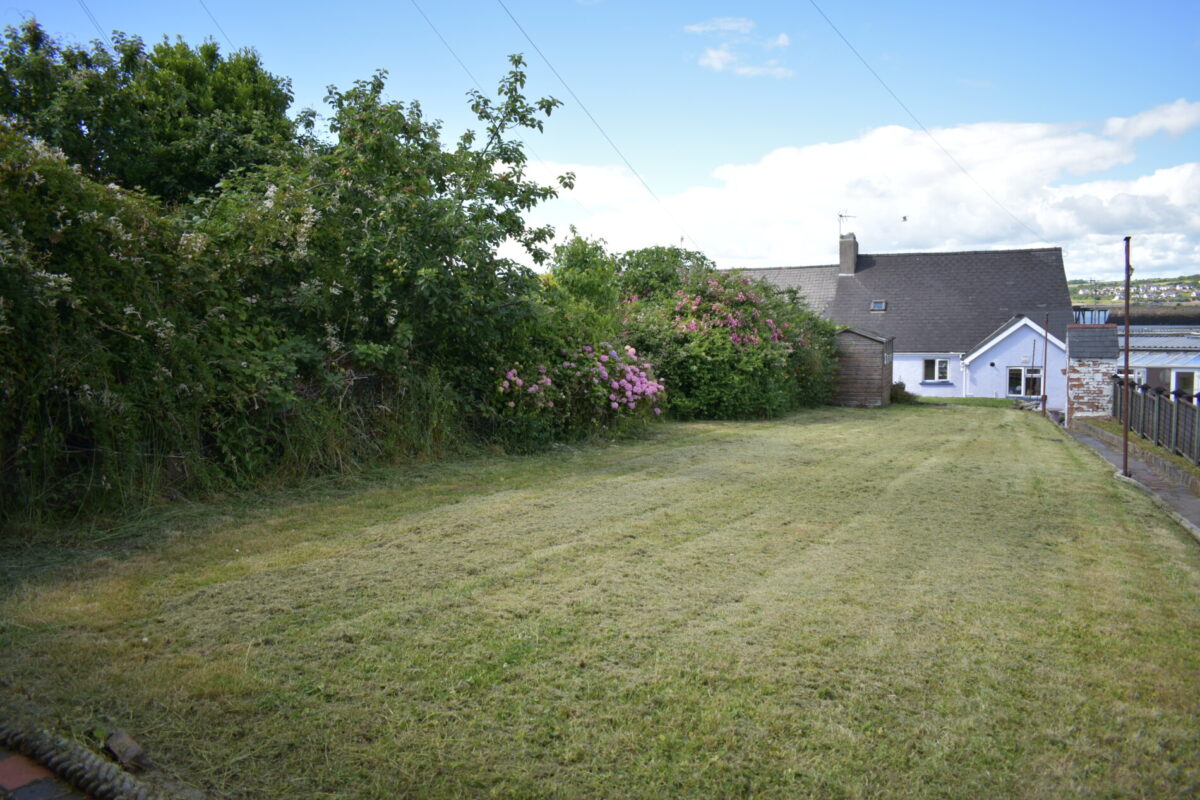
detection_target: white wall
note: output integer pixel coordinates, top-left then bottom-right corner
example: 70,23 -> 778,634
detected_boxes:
964,324 -> 1067,410
894,353 -> 964,397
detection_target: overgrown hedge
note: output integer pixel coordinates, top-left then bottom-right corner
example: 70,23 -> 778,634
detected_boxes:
1,20 -> 837,527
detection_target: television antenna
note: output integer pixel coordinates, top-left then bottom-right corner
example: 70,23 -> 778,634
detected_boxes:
837,211 -> 856,236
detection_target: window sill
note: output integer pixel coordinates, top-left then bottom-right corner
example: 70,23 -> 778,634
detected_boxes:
920,380 -> 953,385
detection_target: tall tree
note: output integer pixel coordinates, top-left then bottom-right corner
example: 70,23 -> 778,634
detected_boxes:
0,18 -> 294,202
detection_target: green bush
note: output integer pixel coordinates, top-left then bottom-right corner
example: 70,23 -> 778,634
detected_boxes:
490,343 -> 665,451
622,270 -> 837,419
890,381 -> 918,404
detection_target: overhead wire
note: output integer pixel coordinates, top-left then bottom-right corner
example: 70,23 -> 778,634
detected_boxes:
806,0 -> 1044,241
197,0 -> 237,52
73,0 -> 111,53
407,0 -> 596,222
492,0 -> 704,252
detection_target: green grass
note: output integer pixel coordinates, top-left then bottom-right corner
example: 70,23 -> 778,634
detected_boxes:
914,395 -> 1016,407
1085,415 -> 1200,483
3,405 -> 1200,798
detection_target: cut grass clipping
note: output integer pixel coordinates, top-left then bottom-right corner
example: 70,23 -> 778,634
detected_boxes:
3,405 -> 1200,798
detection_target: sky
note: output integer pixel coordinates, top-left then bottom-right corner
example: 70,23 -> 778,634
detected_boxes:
7,0 -> 1200,279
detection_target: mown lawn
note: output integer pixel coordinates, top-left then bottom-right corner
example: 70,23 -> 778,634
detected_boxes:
3,405 -> 1200,798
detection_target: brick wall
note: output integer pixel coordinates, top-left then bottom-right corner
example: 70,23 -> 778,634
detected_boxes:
1067,358 -> 1114,427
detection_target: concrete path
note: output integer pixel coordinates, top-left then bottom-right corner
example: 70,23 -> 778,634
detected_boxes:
1069,428 -> 1200,542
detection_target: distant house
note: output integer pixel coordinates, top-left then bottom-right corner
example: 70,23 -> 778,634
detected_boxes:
740,234 -> 1073,410
1120,326 -> 1200,394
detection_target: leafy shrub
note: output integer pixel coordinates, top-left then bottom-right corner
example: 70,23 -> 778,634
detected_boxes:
616,245 -> 714,299
890,381 -> 918,403
492,343 -> 664,450
622,270 -> 837,419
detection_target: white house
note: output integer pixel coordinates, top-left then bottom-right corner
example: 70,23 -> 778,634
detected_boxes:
739,234 -> 1073,410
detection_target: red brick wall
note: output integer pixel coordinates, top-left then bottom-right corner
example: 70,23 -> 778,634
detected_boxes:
1067,358 -> 1114,427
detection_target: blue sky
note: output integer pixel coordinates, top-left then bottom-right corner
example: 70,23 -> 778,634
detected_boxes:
9,1 -> 1200,278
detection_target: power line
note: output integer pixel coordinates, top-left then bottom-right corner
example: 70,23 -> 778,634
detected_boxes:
409,0 -> 485,91
408,0 -> 596,222
493,0 -> 703,252
197,0 -> 237,52
806,0 -> 1043,242
74,0 -> 110,53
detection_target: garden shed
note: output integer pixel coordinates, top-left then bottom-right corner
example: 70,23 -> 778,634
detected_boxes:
834,327 -> 893,407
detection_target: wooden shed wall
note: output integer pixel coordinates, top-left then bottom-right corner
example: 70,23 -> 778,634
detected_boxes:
834,331 -> 892,407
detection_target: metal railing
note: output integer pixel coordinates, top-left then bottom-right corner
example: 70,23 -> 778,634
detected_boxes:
1111,376 -> 1200,465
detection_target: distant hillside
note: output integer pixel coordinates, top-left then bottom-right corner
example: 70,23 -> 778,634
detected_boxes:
1070,274 -> 1200,305
1106,306 -> 1200,326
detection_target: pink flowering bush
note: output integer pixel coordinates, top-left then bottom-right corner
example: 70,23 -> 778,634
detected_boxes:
494,342 -> 665,448
622,270 -> 836,419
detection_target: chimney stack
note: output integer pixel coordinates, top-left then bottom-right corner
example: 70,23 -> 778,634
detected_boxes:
838,232 -> 858,276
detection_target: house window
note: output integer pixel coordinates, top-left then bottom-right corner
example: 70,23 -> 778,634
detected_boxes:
869,299 -> 887,311
923,358 -> 949,382
1007,366 -> 1042,397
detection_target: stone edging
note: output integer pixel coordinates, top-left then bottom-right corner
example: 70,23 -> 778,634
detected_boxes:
1071,419 -> 1200,495
1068,419 -> 1200,546
1110,470 -> 1200,545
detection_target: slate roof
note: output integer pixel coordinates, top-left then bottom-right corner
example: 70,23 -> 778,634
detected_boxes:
837,326 -> 892,344
738,264 -> 839,316
1067,324 -> 1118,359
966,314 -> 1069,362
742,246 -> 1071,353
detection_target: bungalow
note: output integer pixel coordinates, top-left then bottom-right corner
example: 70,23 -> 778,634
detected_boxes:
740,234 -> 1073,410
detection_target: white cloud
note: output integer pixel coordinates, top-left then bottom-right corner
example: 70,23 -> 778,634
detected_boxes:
699,45 -> 736,72
695,42 -> 792,78
686,16 -> 791,78
733,61 -> 793,78
684,17 -> 755,34
519,102 -> 1200,280
1105,98 -> 1200,140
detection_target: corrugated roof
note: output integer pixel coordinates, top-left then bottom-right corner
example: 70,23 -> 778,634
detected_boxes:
1126,352 -> 1200,368
1127,335 -> 1200,351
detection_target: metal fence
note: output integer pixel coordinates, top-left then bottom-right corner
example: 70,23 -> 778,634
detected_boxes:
1111,376 -> 1200,465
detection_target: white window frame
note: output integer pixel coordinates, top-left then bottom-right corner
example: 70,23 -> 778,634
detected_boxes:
869,299 -> 887,311
1007,366 -> 1043,397
923,358 -> 949,382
